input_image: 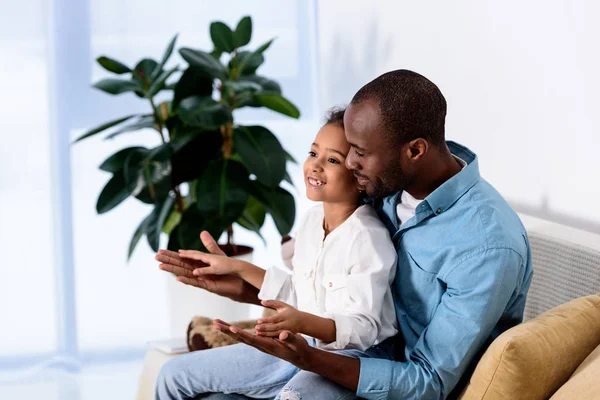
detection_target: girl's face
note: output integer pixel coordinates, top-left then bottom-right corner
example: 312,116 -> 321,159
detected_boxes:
303,124 -> 359,204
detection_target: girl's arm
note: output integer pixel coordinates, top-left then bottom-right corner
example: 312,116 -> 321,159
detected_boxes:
255,300 -> 337,343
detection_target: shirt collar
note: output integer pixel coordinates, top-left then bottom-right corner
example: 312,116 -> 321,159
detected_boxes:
381,141 -> 480,221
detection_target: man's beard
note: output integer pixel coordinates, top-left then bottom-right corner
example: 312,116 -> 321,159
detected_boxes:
368,163 -> 414,199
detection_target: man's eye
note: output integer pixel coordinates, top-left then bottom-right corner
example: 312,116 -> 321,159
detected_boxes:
355,150 -> 364,157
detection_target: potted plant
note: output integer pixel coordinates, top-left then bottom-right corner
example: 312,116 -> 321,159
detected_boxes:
75,16 -> 299,333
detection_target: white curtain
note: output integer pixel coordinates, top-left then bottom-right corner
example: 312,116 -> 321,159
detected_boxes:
1,0 -> 319,370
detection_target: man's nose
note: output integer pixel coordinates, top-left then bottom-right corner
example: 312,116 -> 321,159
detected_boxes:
345,152 -> 358,171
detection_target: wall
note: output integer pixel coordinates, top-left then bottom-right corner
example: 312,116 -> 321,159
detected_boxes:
317,0 -> 600,232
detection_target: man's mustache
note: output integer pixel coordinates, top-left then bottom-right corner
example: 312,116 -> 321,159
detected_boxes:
354,172 -> 368,179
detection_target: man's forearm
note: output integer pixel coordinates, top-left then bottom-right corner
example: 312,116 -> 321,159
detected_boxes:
239,281 -> 262,305
304,346 -> 360,391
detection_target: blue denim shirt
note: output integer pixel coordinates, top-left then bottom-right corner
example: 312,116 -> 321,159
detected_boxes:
357,142 -> 534,400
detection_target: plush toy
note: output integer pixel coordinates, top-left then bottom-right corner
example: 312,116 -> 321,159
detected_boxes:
186,236 -> 295,352
186,316 -> 259,351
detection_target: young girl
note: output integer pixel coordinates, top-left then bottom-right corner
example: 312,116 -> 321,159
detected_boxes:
156,108 -> 398,400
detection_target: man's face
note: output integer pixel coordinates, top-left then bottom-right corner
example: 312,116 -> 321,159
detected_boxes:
344,100 -> 415,198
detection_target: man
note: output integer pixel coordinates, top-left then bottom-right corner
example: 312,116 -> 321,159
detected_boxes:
156,70 -> 533,399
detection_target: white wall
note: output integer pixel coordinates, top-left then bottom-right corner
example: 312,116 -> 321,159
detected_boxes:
317,0 -> 600,232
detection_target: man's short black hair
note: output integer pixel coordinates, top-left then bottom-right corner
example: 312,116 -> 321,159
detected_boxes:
351,69 -> 447,148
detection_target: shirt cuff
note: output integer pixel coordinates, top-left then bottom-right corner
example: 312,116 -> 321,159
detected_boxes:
317,312 -> 353,350
357,357 -> 393,399
258,266 -> 290,301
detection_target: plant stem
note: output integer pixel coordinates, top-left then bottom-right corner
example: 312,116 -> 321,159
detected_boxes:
173,185 -> 185,213
149,96 -> 166,144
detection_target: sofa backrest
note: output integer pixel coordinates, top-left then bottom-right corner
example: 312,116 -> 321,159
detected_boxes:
520,214 -> 600,320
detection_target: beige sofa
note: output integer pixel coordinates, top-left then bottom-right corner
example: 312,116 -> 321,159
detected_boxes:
137,214 -> 600,400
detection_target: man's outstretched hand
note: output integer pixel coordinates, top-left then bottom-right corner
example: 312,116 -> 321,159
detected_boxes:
213,319 -> 314,370
156,231 -> 260,305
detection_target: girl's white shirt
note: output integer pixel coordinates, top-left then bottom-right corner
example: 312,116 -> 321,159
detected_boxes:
259,204 -> 398,351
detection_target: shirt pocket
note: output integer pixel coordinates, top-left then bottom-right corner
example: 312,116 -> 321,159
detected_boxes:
321,273 -> 348,312
398,251 -> 441,326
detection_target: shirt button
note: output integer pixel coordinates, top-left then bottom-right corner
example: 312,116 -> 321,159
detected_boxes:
328,281 -> 333,288
436,208 -> 442,214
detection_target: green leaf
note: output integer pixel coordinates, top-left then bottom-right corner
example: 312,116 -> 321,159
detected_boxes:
128,214 -> 151,260
251,183 -> 296,236
235,51 -> 264,76
147,66 -> 178,97
195,159 -> 250,225
96,172 -> 132,214
104,116 -> 156,140
253,93 -> 300,118
238,39 -> 274,76
73,114 -> 138,143
210,49 -> 223,61
162,208 -> 182,235
233,16 -> 252,48
283,170 -> 294,186
97,56 -> 131,74
284,150 -> 297,164
151,34 -> 178,81
99,146 -> 147,173
173,67 -> 214,109
167,224 -> 182,251
233,91 -> 255,109
234,125 -> 286,188
93,78 -> 142,95
179,48 -> 227,81
176,205 -> 225,251
236,196 -> 266,244
178,96 -> 232,129
132,59 -> 159,92
146,196 -> 176,252
171,128 -> 222,185
131,147 -> 173,204
223,80 -> 262,93
210,22 -> 235,53
239,75 -> 281,94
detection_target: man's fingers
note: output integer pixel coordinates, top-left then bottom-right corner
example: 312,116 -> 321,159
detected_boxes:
178,250 -> 211,264
156,252 -> 194,271
256,330 -> 282,337
200,231 -> 226,256
213,319 -> 231,328
278,330 -> 303,351
176,276 -> 208,290
159,263 -> 195,279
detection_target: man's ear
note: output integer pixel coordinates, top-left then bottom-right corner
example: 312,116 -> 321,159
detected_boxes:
405,138 -> 428,162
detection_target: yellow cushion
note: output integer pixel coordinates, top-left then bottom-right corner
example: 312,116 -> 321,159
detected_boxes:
459,293 -> 600,400
550,344 -> 600,400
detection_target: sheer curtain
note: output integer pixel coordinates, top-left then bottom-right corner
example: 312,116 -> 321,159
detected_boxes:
0,0 -> 57,359
1,0 -> 319,373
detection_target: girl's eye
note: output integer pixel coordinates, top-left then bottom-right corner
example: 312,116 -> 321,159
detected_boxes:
354,150 -> 364,157
308,151 -> 317,157
328,158 -> 340,164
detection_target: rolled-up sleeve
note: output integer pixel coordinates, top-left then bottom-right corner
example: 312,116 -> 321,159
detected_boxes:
258,265 -> 297,307
357,247 -> 525,399
318,227 -> 397,351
